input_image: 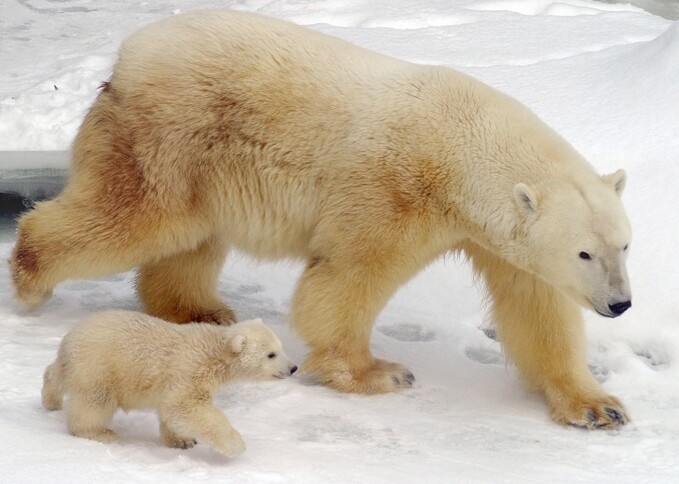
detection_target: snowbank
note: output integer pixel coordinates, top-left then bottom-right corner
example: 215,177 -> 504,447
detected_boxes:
1,1 -> 679,482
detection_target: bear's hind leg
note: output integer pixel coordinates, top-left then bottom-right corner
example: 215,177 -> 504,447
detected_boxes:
463,242 -> 628,429
10,192 -> 211,309
66,392 -> 118,443
136,235 -> 235,325
292,254 -> 416,394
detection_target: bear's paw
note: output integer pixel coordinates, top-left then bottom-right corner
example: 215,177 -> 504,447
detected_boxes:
552,394 -> 629,430
309,355 -> 415,394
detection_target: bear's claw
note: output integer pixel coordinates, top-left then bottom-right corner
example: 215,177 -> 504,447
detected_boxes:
392,371 -> 416,387
549,386 -> 629,430
604,407 -> 628,426
560,400 -> 629,430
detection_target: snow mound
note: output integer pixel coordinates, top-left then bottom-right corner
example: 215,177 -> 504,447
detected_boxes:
467,0 -> 644,16
617,20 -> 679,83
2,2 -> 679,483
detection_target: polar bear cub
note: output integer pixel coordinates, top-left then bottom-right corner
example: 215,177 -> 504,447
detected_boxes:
42,310 -> 297,457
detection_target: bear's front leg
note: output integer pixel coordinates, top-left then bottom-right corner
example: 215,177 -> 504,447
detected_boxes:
291,252 -> 418,394
503,289 -> 628,429
465,242 -> 629,429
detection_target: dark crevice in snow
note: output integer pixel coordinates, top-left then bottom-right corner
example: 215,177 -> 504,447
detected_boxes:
0,191 -> 28,214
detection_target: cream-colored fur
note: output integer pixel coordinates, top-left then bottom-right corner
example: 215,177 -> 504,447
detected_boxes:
15,10 -> 632,428
42,310 -> 296,455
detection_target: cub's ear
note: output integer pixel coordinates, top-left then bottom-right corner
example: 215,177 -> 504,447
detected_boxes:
513,183 -> 539,214
230,334 -> 246,354
602,169 -> 626,196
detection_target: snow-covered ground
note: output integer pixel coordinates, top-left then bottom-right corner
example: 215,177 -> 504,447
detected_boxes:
1,1 -> 679,482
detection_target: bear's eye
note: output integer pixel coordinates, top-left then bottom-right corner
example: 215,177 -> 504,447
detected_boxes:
579,251 -> 591,260
623,244 -> 628,251
267,352 -> 277,359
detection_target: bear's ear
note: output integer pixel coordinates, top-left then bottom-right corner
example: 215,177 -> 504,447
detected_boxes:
230,334 -> 246,354
513,183 -> 539,215
602,169 -> 627,197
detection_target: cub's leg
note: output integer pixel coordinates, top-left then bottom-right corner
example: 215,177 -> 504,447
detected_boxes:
292,253 -> 418,394
10,193 -> 210,309
463,242 -> 628,429
159,421 -> 197,449
66,391 -> 119,442
136,235 -> 235,325
160,403 -> 245,458
42,360 -> 65,411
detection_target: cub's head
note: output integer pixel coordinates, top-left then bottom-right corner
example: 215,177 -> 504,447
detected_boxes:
227,319 -> 297,379
513,169 -> 632,318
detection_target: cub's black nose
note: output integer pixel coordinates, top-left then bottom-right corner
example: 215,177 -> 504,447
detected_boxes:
609,301 -> 631,316
290,365 -> 298,375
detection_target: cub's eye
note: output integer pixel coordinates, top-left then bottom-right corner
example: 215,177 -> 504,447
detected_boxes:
579,251 -> 591,260
267,352 -> 277,359
623,244 -> 629,251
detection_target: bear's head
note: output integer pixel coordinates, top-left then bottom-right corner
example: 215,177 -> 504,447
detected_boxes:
227,319 -> 297,379
513,169 -> 632,318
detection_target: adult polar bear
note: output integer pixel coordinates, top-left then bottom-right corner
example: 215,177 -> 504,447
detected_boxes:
11,10 -> 632,428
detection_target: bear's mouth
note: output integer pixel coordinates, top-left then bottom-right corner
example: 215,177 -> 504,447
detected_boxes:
589,298 -> 616,318
595,304 -> 630,319
595,308 -> 616,318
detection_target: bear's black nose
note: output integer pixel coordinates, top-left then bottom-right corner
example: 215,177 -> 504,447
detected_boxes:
290,365 -> 298,375
609,301 -> 631,316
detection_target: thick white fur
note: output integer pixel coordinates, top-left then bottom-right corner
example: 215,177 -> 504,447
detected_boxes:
15,10 -> 632,428
42,310 -> 296,455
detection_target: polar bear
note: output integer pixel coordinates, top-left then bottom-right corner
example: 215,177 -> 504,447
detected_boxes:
42,311 -> 297,456
14,10 -> 631,429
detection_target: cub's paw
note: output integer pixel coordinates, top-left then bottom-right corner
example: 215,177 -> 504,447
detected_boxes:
213,432 -> 246,458
160,423 -> 197,449
74,428 -> 119,443
552,394 -> 629,430
167,437 -> 197,449
95,429 -> 119,443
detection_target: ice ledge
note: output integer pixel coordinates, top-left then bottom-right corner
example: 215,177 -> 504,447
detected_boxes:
0,151 -> 70,171
0,152 -> 68,201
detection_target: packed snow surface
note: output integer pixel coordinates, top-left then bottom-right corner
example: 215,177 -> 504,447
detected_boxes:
1,1 -> 679,482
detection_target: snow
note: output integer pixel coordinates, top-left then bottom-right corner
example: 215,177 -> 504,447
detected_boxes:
1,0 -> 679,482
